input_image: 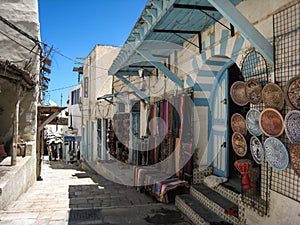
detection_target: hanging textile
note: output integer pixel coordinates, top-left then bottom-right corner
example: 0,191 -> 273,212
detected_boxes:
182,95 -> 192,143
175,138 -> 181,177
156,102 -> 160,136
173,96 -> 180,136
158,101 -> 164,137
178,95 -> 185,137
151,104 -> 157,136
163,100 -> 169,137
168,100 -> 173,136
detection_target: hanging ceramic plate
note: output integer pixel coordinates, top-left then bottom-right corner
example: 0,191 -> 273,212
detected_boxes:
232,132 -> 247,157
246,109 -> 262,136
231,113 -> 247,136
289,142 -> 300,177
262,83 -> 285,111
230,81 -> 249,106
264,137 -> 289,171
259,108 -> 284,137
284,76 -> 300,110
245,78 -> 262,104
250,136 -> 264,164
284,110 -> 300,143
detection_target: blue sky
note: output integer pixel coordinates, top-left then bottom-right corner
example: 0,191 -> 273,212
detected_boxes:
38,0 -> 148,106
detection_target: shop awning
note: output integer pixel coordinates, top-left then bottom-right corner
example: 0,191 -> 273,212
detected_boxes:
37,105 -> 67,132
108,0 -> 273,80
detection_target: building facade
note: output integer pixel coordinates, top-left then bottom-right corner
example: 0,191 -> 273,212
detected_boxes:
106,0 -> 300,224
0,0 -> 42,209
80,45 -> 120,163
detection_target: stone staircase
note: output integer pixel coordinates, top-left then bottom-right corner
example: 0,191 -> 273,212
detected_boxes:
175,167 -> 245,225
175,180 -> 243,225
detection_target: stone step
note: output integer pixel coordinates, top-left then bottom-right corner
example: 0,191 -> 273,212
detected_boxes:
190,184 -> 240,225
175,194 -> 232,225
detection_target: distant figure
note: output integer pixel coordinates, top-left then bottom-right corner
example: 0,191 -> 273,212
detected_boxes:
51,142 -> 57,160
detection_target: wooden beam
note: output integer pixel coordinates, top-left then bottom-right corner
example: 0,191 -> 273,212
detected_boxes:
115,75 -> 149,102
38,111 -> 61,132
150,62 -> 184,88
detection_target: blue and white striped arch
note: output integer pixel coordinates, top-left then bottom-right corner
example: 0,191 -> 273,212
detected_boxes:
188,34 -> 245,176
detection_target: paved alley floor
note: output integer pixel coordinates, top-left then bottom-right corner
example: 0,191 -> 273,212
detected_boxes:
0,160 -> 193,225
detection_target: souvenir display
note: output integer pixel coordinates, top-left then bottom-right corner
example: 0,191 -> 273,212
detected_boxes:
230,81 -> 249,106
250,136 -> 264,164
232,132 -> 247,157
264,137 -> 289,171
259,108 -> 284,137
245,78 -> 262,104
231,113 -> 247,136
234,159 -> 252,190
284,110 -> 300,143
246,109 -> 262,136
289,142 -> 300,177
284,76 -> 300,110
262,83 -> 284,111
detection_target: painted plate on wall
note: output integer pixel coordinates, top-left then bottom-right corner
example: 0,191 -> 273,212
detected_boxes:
232,132 -> 247,157
289,142 -> 300,177
284,110 -> 300,143
259,108 -> 284,137
250,136 -> 264,164
230,81 -> 249,106
246,109 -> 262,136
284,76 -> 300,110
262,83 -> 285,111
245,78 -> 262,104
231,113 -> 247,136
264,137 -> 289,171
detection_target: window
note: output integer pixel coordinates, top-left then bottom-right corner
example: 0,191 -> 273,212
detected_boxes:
71,89 -> 80,105
84,77 -> 88,98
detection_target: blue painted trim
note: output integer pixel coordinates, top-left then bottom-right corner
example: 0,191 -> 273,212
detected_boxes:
115,71 -> 140,76
201,41 -> 207,62
210,35 -> 215,56
194,98 -> 209,106
231,36 -> 244,62
116,75 -> 150,102
204,59 -> 228,66
194,83 -> 212,92
197,70 -> 218,77
151,62 -> 184,88
91,121 -> 94,161
220,30 -> 229,55
208,0 -> 274,64
186,75 -> 194,87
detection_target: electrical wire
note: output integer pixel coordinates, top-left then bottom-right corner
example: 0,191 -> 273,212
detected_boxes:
0,30 -> 40,57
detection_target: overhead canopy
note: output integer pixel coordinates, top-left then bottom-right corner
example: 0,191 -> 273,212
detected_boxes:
37,105 -> 67,132
0,58 -> 36,89
109,0 -> 273,78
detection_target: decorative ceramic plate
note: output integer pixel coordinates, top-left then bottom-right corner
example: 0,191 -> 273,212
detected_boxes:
284,76 -> 300,110
259,108 -> 284,137
232,132 -> 247,157
289,142 -> 300,177
246,109 -> 262,136
245,78 -> 262,104
230,81 -> 249,106
264,137 -> 289,171
284,110 -> 300,143
231,113 -> 247,136
262,83 -> 285,111
250,136 -> 264,164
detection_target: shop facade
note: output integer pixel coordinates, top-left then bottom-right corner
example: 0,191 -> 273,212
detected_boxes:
106,0 -> 300,224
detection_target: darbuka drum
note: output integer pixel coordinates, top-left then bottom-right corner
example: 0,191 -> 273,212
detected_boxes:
234,159 -> 253,190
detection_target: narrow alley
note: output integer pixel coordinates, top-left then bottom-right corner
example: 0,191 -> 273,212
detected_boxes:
0,160 -> 193,225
